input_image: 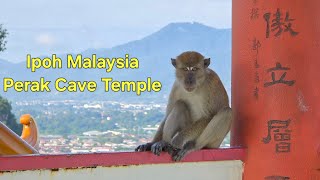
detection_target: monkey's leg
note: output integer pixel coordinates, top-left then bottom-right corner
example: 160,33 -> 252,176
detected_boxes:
170,118 -> 211,149
170,119 -> 210,161
151,100 -> 191,156
172,107 -> 233,161
135,120 -> 165,152
198,107 -> 233,148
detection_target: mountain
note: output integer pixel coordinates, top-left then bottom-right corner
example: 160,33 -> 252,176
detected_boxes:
0,22 -> 231,102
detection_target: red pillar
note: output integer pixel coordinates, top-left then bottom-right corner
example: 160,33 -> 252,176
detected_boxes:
231,0 -> 320,179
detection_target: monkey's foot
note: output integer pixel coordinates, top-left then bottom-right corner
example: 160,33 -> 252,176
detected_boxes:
171,141 -> 195,161
172,149 -> 188,161
151,141 -> 169,156
165,144 -> 179,156
135,143 -> 153,152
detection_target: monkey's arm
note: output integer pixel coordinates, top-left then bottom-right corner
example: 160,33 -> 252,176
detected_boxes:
135,119 -> 165,152
151,120 -> 165,143
151,99 -> 191,156
135,85 -> 176,153
135,104 -> 176,152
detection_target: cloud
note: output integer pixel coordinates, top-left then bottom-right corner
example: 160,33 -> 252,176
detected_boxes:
35,33 -> 55,46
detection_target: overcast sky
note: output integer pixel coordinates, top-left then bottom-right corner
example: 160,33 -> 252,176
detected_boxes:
0,0 -> 231,62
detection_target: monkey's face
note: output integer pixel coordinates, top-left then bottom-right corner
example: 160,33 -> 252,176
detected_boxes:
178,66 -> 206,92
171,51 -> 210,93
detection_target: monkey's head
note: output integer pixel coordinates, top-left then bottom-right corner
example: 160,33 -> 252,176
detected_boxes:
171,51 -> 210,93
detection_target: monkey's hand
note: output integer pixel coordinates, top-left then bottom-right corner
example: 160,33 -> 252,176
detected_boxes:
151,141 -> 171,156
172,141 -> 195,161
135,142 -> 153,152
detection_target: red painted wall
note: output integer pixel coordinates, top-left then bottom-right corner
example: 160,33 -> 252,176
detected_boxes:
0,148 -> 245,171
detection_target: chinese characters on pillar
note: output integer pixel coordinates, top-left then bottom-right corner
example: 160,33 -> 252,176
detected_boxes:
264,8 -> 299,38
262,119 -> 292,153
263,62 -> 295,153
250,0 -> 261,99
264,62 -> 295,87
252,38 -> 261,99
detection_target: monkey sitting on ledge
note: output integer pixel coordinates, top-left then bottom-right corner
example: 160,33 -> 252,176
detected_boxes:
135,51 -> 233,161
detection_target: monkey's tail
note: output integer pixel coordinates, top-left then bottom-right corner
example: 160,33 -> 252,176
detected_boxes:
195,107 -> 233,149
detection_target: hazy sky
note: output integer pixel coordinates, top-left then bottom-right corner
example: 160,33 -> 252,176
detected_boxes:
0,0 -> 231,62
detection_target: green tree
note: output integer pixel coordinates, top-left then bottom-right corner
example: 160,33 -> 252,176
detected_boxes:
0,24 -> 8,52
0,25 -> 19,133
0,96 -> 22,134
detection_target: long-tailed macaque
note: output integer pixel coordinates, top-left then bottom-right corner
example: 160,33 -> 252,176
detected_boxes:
135,51 -> 232,161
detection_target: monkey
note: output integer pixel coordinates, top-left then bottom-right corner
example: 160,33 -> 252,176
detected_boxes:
135,51 -> 232,161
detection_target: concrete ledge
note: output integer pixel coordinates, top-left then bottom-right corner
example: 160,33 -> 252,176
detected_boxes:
0,160 -> 244,180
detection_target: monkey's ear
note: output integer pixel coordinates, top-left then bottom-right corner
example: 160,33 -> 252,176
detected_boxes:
204,58 -> 210,68
171,58 -> 177,67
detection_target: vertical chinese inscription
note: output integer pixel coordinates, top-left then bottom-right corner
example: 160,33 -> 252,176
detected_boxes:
250,0 -> 261,99
252,38 -> 261,99
257,3 -> 300,180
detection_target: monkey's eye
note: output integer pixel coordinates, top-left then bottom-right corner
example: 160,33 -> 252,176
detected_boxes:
191,67 -> 198,71
183,67 -> 188,71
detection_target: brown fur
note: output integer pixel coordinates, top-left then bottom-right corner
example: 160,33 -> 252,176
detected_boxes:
135,51 -> 232,161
